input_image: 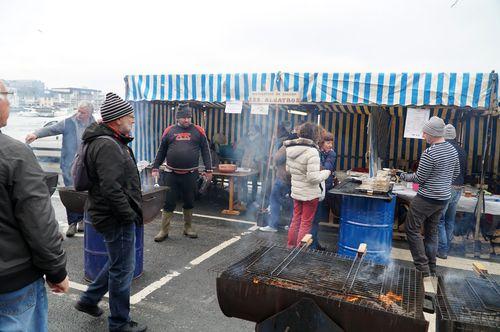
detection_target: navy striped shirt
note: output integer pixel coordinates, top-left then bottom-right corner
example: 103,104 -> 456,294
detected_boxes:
401,142 -> 460,201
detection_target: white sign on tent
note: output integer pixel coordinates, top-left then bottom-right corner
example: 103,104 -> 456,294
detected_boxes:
404,108 -> 430,139
250,104 -> 269,115
224,101 -> 243,114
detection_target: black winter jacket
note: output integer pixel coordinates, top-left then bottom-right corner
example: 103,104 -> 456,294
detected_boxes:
447,139 -> 467,186
82,123 -> 143,233
153,124 -> 212,172
0,131 -> 67,293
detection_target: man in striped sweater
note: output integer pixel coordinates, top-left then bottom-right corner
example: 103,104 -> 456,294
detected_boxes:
400,116 -> 460,277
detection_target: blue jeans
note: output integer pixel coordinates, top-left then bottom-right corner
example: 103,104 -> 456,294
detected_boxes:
0,278 -> 48,332
438,187 -> 462,255
79,223 -> 136,331
310,200 -> 329,249
62,167 -> 83,225
268,179 -> 291,229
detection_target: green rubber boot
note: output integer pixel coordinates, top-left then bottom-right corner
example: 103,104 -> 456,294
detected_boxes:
183,209 -> 198,238
154,211 -> 172,242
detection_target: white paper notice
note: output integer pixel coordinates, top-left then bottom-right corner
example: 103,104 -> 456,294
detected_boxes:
250,104 -> 269,115
404,108 -> 430,139
225,101 -> 243,114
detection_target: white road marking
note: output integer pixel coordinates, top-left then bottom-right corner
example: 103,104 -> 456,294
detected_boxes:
69,224 -> 258,303
129,271 -> 181,305
69,281 -> 109,297
189,236 -> 242,266
391,247 -> 500,274
173,211 -> 256,225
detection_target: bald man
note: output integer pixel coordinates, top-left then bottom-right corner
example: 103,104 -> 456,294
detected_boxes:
0,80 -> 69,331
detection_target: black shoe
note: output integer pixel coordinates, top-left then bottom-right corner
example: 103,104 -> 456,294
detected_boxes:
436,253 -> 447,259
112,321 -> 147,332
66,223 -> 77,237
74,301 -> 104,317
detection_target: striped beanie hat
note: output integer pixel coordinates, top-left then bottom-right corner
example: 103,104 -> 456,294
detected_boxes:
100,92 -> 134,123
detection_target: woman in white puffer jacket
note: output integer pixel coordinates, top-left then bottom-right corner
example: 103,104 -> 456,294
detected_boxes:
285,123 -> 331,247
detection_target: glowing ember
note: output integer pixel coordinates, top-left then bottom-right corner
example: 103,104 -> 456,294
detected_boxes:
253,277 -> 259,284
379,291 -> 402,306
344,295 -> 360,303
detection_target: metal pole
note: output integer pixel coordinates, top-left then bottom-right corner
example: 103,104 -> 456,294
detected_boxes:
474,71 -> 498,257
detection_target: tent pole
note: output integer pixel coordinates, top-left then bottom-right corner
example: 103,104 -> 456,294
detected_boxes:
473,71 -> 498,257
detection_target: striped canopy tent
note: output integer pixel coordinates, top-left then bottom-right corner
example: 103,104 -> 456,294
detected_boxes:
124,72 -> 499,182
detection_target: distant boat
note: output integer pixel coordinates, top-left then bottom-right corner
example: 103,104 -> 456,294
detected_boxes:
18,108 -> 41,117
37,107 -> 56,117
19,107 -> 57,117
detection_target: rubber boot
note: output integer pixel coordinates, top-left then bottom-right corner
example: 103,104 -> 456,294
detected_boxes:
154,211 -> 172,242
183,209 -> 198,238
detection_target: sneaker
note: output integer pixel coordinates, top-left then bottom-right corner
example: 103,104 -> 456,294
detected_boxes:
259,226 -> 278,233
74,301 -> 104,317
112,320 -> 147,332
66,223 -> 77,238
77,221 -> 84,232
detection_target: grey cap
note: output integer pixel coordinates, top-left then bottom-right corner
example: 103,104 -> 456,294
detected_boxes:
422,116 -> 445,137
444,124 -> 457,140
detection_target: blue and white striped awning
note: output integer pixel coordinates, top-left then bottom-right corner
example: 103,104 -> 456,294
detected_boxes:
125,72 -> 497,109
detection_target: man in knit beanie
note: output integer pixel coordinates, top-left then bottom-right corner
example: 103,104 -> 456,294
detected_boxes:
437,124 -> 467,259
400,116 -> 460,277
74,93 -> 147,332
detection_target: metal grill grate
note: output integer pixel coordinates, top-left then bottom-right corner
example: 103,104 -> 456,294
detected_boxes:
219,244 -> 423,319
436,275 -> 500,329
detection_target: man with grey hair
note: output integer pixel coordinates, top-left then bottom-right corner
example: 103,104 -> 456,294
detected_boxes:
437,124 -> 467,259
400,116 -> 460,277
26,101 -> 96,237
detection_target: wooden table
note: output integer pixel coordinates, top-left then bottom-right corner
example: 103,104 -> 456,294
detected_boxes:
212,169 -> 259,215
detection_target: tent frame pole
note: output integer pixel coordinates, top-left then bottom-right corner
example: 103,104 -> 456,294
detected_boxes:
473,71 -> 498,257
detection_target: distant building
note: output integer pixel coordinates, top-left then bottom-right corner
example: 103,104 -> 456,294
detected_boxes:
5,80 -> 45,106
5,80 -> 103,111
48,87 -> 103,110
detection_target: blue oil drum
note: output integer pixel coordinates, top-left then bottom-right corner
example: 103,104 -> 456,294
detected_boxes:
337,195 -> 396,264
83,216 -> 143,281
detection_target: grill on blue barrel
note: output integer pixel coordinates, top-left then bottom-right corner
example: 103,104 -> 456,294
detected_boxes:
330,179 -> 396,264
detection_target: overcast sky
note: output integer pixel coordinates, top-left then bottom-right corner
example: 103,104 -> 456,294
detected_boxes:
1,0 -> 499,95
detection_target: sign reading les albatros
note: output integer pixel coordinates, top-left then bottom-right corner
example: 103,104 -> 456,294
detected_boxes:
249,91 -> 301,104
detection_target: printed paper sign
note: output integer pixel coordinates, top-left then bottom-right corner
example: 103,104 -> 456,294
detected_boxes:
250,104 -> 269,115
249,91 -> 301,104
225,100 -> 243,114
404,108 -> 430,139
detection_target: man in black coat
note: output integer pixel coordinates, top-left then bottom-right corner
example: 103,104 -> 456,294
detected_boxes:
0,80 -> 69,331
74,93 -> 145,332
